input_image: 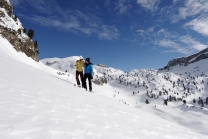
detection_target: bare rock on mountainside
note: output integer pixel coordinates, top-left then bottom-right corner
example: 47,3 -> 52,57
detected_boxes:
0,0 -> 13,16
159,48 -> 208,71
93,76 -> 107,86
95,64 -> 108,68
0,0 -> 39,62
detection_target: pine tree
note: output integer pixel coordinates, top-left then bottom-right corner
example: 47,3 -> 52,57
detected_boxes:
28,29 -> 34,39
23,28 -> 26,33
34,40 -> 38,49
18,28 -> 21,34
169,95 -> 172,101
164,100 -> 168,105
183,83 -> 186,91
13,15 -> 18,22
145,99 -> 149,104
183,100 -> 186,105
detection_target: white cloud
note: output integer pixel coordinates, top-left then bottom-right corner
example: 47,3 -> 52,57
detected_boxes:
157,39 -> 190,54
138,26 -> 155,33
9,0 -> 23,6
136,27 -> 176,44
136,29 -> 146,38
19,13 -> 119,40
185,15 -> 208,36
173,0 -> 180,5
156,35 -> 208,54
158,40 -> 178,48
171,0 -> 208,23
27,0 -> 63,16
179,35 -> 207,51
136,26 -> 157,40
137,30 -> 145,33
114,0 -> 132,14
15,0 -> 119,40
136,0 -> 160,12
99,25 -> 119,40
147,26 -> 154,32
157,29 -> 166,36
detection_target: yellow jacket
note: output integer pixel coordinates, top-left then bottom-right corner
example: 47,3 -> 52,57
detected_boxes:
76,60 -> 84,72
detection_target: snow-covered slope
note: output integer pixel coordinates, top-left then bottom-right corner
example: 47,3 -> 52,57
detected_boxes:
41,51 -> 208,136
1,36 -> 208,138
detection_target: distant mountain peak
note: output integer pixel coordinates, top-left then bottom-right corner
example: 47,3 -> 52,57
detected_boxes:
159,48 -> 208,71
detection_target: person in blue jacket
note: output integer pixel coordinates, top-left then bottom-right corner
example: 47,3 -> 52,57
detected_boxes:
83,58 -> 93,91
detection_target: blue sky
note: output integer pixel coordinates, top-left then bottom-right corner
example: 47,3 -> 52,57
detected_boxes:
10,0 -> 208,71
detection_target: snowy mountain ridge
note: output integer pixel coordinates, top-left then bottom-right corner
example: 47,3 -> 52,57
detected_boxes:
159,48 -> 208,71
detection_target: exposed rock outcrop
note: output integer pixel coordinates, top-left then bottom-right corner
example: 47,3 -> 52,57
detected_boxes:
0,0 -> 39,62
159,48 -> 208,71
95,64 -> 108,68
0,0 -> 13,16
93,76 -> 107,86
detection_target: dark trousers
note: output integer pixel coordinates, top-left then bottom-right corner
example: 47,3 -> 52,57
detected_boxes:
83,73 -> 92,90
76,71 -> 83,87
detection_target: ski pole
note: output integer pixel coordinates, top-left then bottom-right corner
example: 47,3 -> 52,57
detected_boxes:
66,63 -> 71,80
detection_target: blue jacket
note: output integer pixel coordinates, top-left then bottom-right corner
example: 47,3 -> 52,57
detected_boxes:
84,62 -> 93,76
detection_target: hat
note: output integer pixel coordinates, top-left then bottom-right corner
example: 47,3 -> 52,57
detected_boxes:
80,56 -> 83,60
86,58 -> 90,62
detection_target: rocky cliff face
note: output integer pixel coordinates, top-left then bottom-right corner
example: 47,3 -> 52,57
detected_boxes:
159,48 -> 208,71
0,0 -> 39,62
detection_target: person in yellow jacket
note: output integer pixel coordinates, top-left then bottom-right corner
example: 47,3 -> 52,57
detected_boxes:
75,56 -> 84,87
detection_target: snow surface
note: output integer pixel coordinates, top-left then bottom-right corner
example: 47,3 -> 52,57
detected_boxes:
41,51 -> 208,136
1,36 -> 208,139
